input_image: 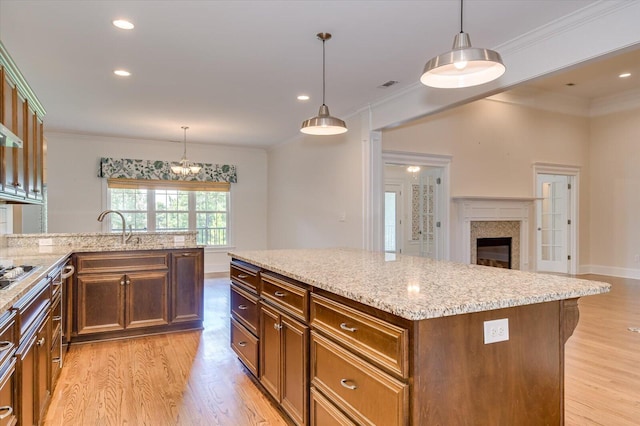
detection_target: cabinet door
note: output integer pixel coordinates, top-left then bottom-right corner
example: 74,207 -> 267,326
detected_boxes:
16,333 -> 36,426
259,303 -> 281,401
281,312 -> 309,426
125,271 -> 169,329
76,273 -> 125,335
34,318 -> 50,424
0,359 -> 17,426
170,250 -> 203,323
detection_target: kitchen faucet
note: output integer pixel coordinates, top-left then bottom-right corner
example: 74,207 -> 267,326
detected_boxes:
97,209 -> 133,244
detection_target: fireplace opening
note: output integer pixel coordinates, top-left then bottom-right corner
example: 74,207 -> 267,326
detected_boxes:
477,237 -> 512,269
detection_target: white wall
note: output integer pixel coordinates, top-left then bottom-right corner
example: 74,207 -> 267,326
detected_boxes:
588,106 -> 640,278
267,120 -> 364,249
46,132 -> 268,273
382,99 -> 591,267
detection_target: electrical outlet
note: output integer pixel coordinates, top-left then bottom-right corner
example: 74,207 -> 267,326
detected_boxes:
484,318 -> 509,344
174,236 -> 185,246
38,238 -> 53,246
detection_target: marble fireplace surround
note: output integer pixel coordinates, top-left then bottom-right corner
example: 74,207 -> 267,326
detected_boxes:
454,197 -> 536,271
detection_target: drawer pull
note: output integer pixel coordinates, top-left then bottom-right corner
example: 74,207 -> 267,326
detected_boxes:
61,265 -> 75,279
238,304 -> 248,310
273,323 -> 283,331
0,406 -> 13,420
237,274 -> 249,279
0,341 -> 12,351
120,278 -> 126,286
53,316 -> 62,321
238,341 -> 247,347
36,337 -> 45,347
340,379 -> 358,390
339,323 -> 357,333
52,357 -> 61,363
274,291 -> 286,297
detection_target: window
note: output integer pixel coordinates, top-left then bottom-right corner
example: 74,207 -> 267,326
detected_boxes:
108,188 -> 230,247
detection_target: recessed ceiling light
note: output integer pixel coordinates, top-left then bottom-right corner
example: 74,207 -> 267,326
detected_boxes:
113,19 -> 134,30
297,95 -> 310,101
619,72 -> 631,78
114,69 -> 131,77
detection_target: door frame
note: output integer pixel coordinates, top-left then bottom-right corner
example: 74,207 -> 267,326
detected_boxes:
533,163 -> 579,275
381,151 -> 451,260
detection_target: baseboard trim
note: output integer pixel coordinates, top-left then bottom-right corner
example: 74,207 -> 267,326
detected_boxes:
579,264 -> 640,280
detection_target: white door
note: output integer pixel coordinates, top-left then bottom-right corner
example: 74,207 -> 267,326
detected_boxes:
384,185 -> 402,253
409,168 -> 443,259
536,174 -> 570,273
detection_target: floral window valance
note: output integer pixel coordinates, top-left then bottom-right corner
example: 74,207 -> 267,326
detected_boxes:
98,157 -> 237,183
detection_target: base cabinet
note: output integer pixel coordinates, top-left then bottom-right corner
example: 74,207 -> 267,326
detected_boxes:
72,249 -> 203,342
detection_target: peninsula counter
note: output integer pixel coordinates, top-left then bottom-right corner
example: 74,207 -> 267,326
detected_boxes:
228,248 -> 610,425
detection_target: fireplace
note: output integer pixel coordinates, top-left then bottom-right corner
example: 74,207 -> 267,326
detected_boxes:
477,237 -> 512,269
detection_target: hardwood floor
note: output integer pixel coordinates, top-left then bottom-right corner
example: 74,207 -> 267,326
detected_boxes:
44,275 -> 639,425
43,278 -> 288,426
565,274 -> 640,426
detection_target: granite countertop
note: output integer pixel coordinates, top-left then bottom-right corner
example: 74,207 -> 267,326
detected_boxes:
0,241 -> 202,315
228,248 -> 611,321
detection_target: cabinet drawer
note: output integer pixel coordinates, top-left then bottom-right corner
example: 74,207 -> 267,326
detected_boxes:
311,332 -> 408,426
261,273 -> 308,322
50,296 -> 62,348
311,387 -> 356,426
75,252 -> 169,274
311,294 -> 408,378
0,312 -> 16,369
230,261 -> 260,292
230,284 -> 259,336
13,277 -> 50,339
0,357 -> 17,426
230,317 -> 258,377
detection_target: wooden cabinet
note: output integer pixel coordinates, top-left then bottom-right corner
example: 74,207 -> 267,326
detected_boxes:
170,249 -> 204,323
229,261 -> 261,377
0,311 -> 17,426
0,42 -> 46,204
72,249 -> 203,342
13,273 -> 53,426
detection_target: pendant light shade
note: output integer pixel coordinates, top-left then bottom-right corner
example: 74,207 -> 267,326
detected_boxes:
171,126 -> 201,176
420,0 -> 505,89
301,33 -> 347,136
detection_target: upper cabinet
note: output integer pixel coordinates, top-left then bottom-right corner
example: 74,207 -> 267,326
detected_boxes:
0,41 -> 46,204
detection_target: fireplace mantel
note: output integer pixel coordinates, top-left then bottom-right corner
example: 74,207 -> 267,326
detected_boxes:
455,197 -> 534,270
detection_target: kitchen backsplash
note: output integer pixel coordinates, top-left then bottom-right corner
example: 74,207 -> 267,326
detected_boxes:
3,231 -> 198,250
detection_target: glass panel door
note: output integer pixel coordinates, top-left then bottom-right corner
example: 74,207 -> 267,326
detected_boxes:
536,174 -> 569,273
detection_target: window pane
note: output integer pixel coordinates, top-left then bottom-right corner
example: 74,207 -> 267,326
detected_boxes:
108,188 -> 148,231
195,191 -> 229,246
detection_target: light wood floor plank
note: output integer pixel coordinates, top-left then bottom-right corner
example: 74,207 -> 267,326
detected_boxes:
43,275 -> 639,425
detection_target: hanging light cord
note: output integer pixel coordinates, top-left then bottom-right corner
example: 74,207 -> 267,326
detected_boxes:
182,126 -> 188,158
460,0 -> 464,33
321,36 -> 326,106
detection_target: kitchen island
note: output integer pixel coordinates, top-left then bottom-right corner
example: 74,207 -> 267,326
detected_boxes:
228,248 -> 610,425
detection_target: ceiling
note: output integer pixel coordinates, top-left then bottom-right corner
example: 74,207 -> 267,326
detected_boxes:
0,0 -> 621,148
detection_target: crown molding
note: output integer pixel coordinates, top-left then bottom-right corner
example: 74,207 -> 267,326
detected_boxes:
486,87 -> 590,117
590,87 -> 640,117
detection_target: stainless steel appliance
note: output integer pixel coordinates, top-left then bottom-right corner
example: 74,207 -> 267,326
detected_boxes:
0,265 -> 39,289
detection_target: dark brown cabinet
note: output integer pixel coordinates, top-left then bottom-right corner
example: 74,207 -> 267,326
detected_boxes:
72,249 -> 203,342
0,310 -> 17,426
0,43 -> 46,204
170,249 -> 204,323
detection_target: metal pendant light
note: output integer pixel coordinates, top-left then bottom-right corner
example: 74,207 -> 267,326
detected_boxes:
420,0 -> 505,89
301,33 -> 347,136
171,126 -> 201,176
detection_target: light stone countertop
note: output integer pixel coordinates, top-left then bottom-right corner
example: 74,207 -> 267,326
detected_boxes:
228,248 -> 611,321
0,239 -> 202,315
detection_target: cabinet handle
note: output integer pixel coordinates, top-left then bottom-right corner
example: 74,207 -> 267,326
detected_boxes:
36,337 -> 45,347
238,304 -> 248,310
237,274 -> 249,279
340,379 -> 357,390
61,265 -> 75,279
339,323 -> 357,333
52,357 -> 61,363
179,252 -> 197,257
0,341 -> 12,351
126,278 -> 131,285
274,291 -> 286,297
52,281 -> 62,287
238,341 -> 247,347
53,316 -> 62,321
273,323 -> 283,331
0,406 -> 13,420
120,278 -> 126,286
